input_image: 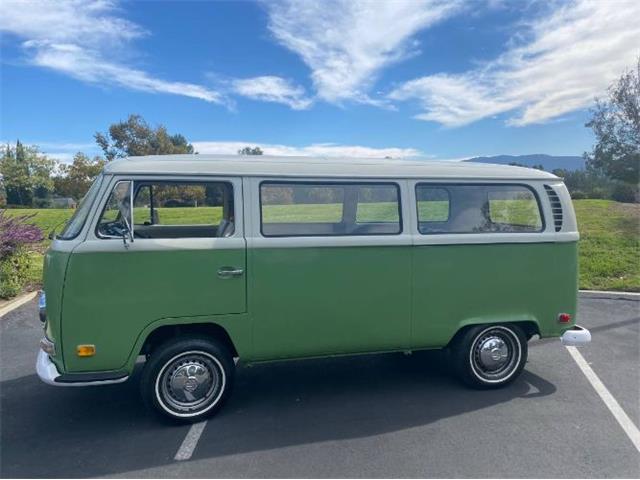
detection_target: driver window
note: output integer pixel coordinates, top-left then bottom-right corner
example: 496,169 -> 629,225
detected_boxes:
96,181 -> 132,238
131,181 -> 234,239
133,185 -> 152,225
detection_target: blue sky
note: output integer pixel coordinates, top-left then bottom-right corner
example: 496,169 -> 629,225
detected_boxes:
1,0 -> 638,163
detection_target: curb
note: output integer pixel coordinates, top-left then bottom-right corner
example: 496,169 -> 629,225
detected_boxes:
579,290 -> 640,301
0,291 -> 38,318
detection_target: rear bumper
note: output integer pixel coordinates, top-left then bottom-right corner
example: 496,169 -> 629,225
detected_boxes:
561,325 -> 591,346
36,349 -> 129,386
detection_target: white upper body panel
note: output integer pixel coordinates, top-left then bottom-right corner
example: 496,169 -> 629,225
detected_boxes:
103,154 -> 560,181
90,154 -> 577,246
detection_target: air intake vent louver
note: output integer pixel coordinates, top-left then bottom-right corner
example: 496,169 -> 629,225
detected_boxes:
544,185 -> 563,232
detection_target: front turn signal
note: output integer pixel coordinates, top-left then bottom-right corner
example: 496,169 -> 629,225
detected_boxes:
76,345 -> 96,357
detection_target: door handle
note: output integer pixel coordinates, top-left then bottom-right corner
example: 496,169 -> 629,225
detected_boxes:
217,267 -> 244,279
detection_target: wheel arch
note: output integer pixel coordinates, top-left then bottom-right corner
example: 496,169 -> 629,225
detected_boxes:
446,318 -> 540,348
123,318 -> 243,373
140,322 -> 239,358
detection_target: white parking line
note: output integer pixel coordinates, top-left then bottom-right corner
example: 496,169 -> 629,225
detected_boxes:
174,421 -> 207,461
566,346 -> 640,453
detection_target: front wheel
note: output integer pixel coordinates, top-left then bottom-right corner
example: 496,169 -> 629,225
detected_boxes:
451,324 -> 527,389
141,336 -> 235,422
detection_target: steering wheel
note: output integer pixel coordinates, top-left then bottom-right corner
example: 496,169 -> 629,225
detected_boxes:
101,222 -> 125,237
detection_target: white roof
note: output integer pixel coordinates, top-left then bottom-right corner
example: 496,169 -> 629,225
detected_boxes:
103,154 -> 559,180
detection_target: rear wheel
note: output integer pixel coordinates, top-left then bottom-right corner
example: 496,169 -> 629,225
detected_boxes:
451,324 -> 527,389
141,336 -> 235,422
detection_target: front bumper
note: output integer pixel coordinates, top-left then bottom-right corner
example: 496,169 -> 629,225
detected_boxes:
561,325 -> 591,346
36,349 -> 129,387
36,349 -> 63,386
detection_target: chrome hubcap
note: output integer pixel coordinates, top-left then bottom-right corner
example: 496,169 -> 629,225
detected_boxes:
478,336 -> 509,370
471,328 -> 519,381
159,354 -> 221,413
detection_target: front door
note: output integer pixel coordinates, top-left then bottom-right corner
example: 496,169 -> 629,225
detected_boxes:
62,177 -> 246,372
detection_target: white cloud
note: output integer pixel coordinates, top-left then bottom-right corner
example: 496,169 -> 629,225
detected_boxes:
0,0 -> 144,47
192,141 -> 422,159
31,141 -> 96,152
0,0 -> 223,104
265,0 -> 461,104
232,76 -> 312,109
43,144 -> 98,164
44,152 -> 76,164
389,0 -> 640,127
27,42 -> 222,103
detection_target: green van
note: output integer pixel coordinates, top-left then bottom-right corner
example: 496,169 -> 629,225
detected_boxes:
36,155 -> 591,421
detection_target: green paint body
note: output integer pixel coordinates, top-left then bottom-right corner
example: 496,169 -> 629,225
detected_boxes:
42,249 -> 69,371
43,240 -> 578,375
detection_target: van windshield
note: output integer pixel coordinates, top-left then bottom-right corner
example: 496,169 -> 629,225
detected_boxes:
57,174 -> 104,240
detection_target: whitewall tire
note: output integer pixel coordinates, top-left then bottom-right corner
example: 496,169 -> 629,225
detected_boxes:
141,336 -> 235,422
451,324 -> 528,389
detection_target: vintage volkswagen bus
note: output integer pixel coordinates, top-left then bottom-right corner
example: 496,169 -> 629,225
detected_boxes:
36,155 -> 591,421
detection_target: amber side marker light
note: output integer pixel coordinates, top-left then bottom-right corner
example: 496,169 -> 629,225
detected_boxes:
558,313 -> 572,324
76,345 -> 96,357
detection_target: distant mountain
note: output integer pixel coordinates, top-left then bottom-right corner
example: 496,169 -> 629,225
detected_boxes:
464,154 -> 584,171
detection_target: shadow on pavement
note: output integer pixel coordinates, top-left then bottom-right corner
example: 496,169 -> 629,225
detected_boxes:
194,350 -> 555,460
0,350 -> 555,478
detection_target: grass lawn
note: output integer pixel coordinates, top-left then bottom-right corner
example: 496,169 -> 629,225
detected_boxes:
3,199 -> 639,293
573,200 -> 639,291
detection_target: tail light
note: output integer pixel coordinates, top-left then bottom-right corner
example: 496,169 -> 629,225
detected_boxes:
558,313 -> 572,324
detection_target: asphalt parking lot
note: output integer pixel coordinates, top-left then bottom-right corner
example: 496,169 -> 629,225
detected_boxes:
1,294 -> 639,478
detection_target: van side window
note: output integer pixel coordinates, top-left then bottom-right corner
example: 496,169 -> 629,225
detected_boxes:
416,184 -> 542,234
97,181 -> 234,239
355,185 -> 401,224
260,182 -> 401,236
416,187 -> 450,222
487,189 -> 542,231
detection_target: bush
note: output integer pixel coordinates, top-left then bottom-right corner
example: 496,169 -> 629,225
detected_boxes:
163,199 -> 190,207
570,190 -> 587,199
0,210 -> 43,299
589,187 -> 609,199
32,197 -> 51,208
611,182 -> 639,203
0,248 -> 31,298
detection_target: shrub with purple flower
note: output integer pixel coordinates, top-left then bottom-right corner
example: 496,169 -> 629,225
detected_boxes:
0,210 -> 43,260
0,210 -> 43,298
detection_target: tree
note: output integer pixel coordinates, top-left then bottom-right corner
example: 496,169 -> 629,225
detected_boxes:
552,168 -> 614,199
95,114 -> 195,161
508,162 -> 544,170
0,141 -> 56,206
153,184 -> 206,207
237,146 -> 264,155
585,57 -> 640,184
53,153 -> 106,200
0,144 -> 24,205
0,176 -> 6,208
